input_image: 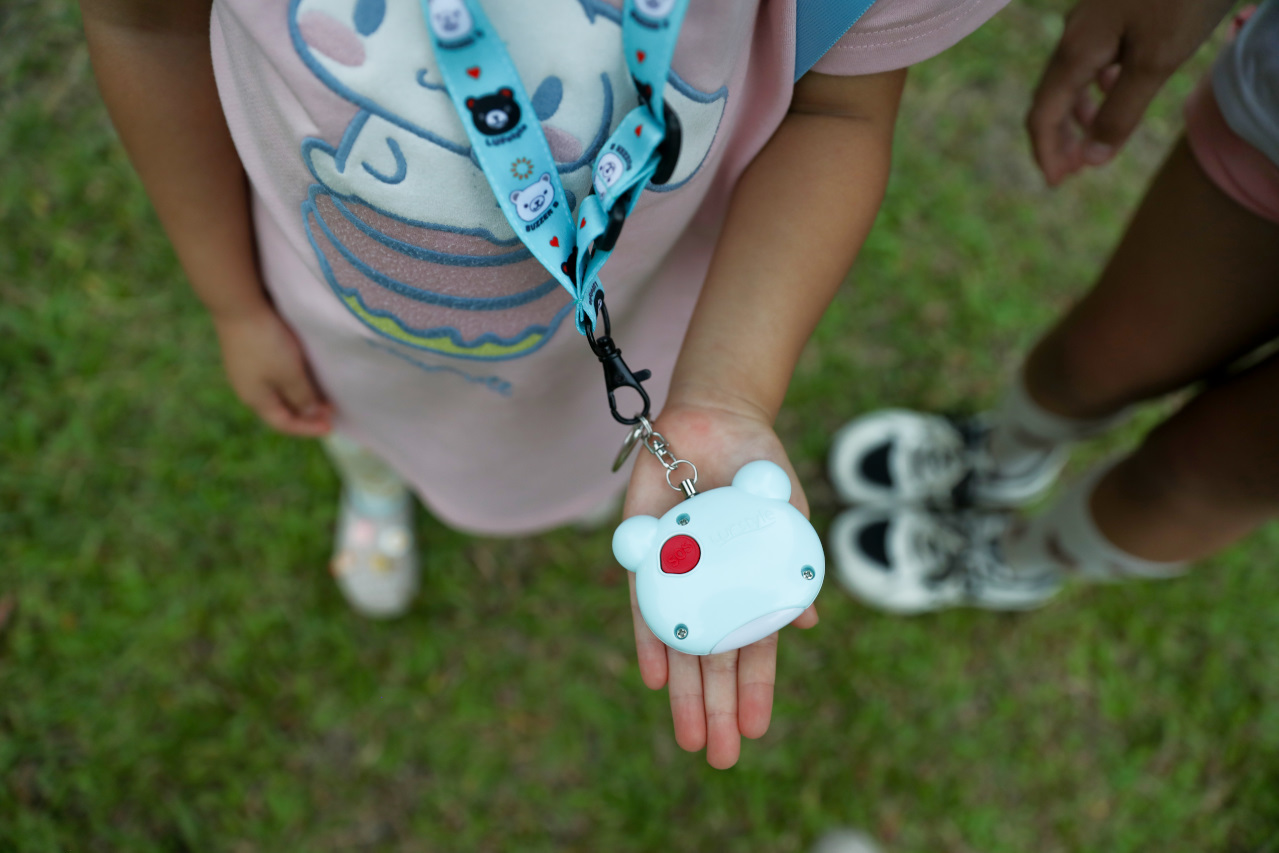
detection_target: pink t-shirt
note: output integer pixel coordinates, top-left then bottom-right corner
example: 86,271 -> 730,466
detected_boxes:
210,0 -> 1007,535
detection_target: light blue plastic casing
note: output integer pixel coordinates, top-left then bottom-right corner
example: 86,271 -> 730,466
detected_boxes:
612,460 -> 825,656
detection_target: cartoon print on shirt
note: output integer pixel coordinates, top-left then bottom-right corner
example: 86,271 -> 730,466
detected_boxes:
593,151 -> 625,194
467,88 -> 522,136
510,173 -> 556,221
634,0 -> 678,20
426,0 -> 474,42
290,0 -> 728,363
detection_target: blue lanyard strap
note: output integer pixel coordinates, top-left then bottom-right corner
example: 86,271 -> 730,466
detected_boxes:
422,0 -> 689,423
794,0 -> 880,81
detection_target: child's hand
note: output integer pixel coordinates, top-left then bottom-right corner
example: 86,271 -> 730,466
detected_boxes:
622,401 -> 819,769
213,308 -> 333,437
1027,0 -> 1234,185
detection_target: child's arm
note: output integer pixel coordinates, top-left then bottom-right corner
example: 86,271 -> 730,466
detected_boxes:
624,67 -> 906,769
81,0 -> 332,436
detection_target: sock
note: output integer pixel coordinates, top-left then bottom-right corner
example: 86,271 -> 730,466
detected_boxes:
1002,461 -> 1187,581
986,366 -> 1130,480
322,433 -> 410,517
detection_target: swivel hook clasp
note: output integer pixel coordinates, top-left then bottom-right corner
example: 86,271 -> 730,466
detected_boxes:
584,291 -> 651,426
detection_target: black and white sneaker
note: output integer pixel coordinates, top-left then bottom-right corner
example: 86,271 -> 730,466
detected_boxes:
829,506 -> 1062,614
828,409 -> 1063,508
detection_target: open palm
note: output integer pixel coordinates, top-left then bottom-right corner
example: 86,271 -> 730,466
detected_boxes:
622,402 -> 819,769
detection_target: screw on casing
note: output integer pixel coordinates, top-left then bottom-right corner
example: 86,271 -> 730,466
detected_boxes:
674,624 -> 689,640
801,566 -> 816,580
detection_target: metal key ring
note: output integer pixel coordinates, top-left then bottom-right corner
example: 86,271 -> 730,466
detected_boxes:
664,459 -> 698,492
612,422 -> 646,472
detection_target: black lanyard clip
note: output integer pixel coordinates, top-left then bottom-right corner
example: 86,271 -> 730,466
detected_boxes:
592,187 -> 634,255
584,292 -> 651,426
590,101 -> 682,256
632,79 -> 683,186
650,100 -> 682,186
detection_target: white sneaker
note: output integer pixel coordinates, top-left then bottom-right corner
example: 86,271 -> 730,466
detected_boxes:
829,506 -> 1061,614
828,410 -> 1064,508
329,490 -> 419,619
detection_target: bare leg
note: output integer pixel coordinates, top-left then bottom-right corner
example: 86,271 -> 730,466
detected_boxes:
828,139 -> 1279,609
1024,139 -> 1279,420
1016,138 -> 1279,565
1092,351 -> 1279,562
322,432 -> 410,511
321,433 -> 419,618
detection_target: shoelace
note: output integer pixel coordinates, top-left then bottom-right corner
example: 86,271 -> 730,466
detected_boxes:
906,421 -> 969,490
908,444 -> 964,488
938,417 -> 999,508
911,513 -> 1006,594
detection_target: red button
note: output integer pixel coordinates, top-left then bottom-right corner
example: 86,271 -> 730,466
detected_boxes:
660,535 -> 701,574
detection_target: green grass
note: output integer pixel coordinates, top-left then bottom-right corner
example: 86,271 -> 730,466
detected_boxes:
4,2 -> 1279,851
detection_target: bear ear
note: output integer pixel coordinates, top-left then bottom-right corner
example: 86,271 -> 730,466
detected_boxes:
509,188 -> 521,203
612,515 -> 659,572
731,460 -> 792,502
539,172 -> 551,184
466,97 -> 475,109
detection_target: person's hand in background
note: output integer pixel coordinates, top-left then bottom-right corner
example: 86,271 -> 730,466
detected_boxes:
1027,0 -> 1236,185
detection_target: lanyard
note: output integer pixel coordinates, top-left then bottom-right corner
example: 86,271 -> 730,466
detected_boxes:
795,0 -> 880,81
422,0 -> 688,425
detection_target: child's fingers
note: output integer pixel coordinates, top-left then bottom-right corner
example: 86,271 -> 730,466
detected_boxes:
275,369 -> 329,421
737,633 -> 778,740
629,573 -> 669,690
1027,26 -> 1118,183
1070,63 -> 1120,135
1097,62 -> 1122,93
700,652 -> 742,769
792,603 -> 819,630
1072,85 -> 1098,129
256,393 -> 331,437
1084,64 -> 1169,161
667,651 -> 708,753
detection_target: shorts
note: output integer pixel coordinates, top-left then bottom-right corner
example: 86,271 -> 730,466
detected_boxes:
1184,3 -> 1279,225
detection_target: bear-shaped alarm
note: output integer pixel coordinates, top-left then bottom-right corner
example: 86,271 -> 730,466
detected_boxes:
612,460 -> 825,656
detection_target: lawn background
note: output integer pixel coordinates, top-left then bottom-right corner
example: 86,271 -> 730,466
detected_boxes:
4,1 -> 1279,851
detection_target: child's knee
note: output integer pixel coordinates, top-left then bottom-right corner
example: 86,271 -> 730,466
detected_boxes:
1124,414 -> 1279,518
1026,327 -> 1147,419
